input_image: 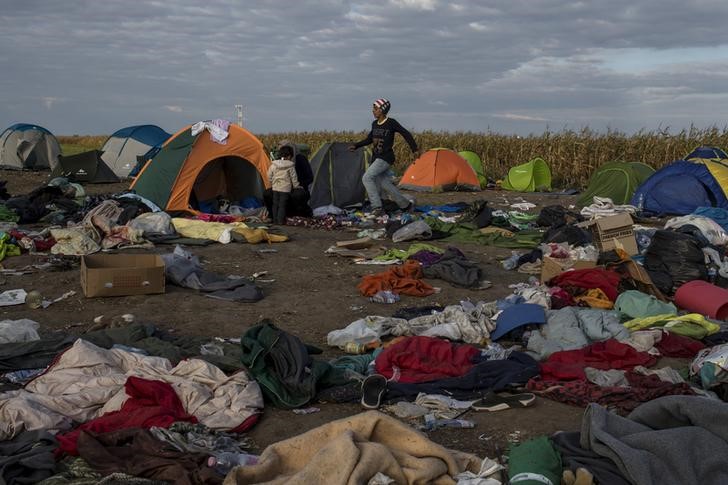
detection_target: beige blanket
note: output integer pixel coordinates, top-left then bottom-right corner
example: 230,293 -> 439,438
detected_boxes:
0,339 -> 264,440
224,411 -> 481,485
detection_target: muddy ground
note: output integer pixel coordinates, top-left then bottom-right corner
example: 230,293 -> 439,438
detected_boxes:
1,169 -> 586,459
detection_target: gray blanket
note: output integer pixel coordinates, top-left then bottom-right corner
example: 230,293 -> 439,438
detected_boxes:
581,395 -> 728,485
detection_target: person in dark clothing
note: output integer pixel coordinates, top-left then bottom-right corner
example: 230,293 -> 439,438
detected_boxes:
264,140 -> 314,218
349,98 -> 419,216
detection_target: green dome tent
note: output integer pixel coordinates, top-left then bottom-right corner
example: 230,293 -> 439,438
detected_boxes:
501,157 -> 552,192
577,161 -> 654,206
458,150 -> 487,188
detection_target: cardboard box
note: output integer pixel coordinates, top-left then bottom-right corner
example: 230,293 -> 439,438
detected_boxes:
81,254 -> 165,297
540,256 -> 598,283
578,213 -> 638,255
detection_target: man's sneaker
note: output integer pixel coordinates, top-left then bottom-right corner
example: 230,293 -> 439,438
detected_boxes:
400,201 -> 414,212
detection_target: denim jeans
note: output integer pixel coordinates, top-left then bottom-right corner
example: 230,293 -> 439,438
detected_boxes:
362,158 -> 410,209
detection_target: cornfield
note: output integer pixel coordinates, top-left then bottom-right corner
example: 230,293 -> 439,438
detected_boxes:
61,125 -> 728,188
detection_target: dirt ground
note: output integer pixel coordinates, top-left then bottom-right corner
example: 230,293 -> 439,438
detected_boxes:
0,169 -> 585,459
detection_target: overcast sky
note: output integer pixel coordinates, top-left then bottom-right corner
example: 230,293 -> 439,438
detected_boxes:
2,0 -> 728,136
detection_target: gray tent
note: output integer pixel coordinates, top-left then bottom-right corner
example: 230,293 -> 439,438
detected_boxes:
308,142 -> 371,210
0,123 -> 61,170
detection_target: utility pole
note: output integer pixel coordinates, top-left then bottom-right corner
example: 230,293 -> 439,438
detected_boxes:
234,105 -> 244,127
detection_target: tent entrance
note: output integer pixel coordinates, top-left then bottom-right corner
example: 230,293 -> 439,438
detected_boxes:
190,156 -> 265,211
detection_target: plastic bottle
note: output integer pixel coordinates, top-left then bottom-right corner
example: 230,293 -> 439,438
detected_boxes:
208,452 -> 259,474
636,194 -> 645,214
344,341 -> 379,354
501,252 -> 521,271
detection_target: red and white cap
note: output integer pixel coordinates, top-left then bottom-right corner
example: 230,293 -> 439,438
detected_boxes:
373,98 -> 391,114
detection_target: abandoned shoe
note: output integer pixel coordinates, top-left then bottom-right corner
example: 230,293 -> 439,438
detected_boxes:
471,392 -> 536,412
361,374 -> 388,409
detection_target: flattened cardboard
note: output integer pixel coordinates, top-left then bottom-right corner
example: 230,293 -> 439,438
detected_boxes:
81,253 -> 165,297
336,237 -> 375,250
541,256 -> 598,283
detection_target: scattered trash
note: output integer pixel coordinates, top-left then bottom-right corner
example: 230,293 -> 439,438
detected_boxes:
24,290 -> 43,309
423,413 -> 476,430
349,305 -> 364,311
292,407 -> 321,415
507,430 -> 522,443
257,248 -> 278,254
0,289 -> 27,307
200,343 -> 225,356
369,290 -> 400,304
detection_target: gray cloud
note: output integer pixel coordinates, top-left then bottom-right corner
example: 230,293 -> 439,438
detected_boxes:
1,0 -> 728,135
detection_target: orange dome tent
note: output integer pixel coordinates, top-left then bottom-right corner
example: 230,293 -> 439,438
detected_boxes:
130,123 -> 271,214
399,149 -> 481,192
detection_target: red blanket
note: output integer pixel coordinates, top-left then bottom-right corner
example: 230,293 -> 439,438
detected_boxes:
540,339 -> 656,381
57,376 -> 197,456
375,336 -> 480,383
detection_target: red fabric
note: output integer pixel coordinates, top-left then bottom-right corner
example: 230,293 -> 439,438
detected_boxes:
374,336 -> 479,383
540,339 -> 656,381
527,372 -> 695,414
655,331 -> 706,358
550,268 -> 621,301
357,260 -> 435,297
57,376 -> 197,456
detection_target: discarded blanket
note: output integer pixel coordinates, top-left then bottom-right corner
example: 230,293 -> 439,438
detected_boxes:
539,339 -> 656,381
171,218 -> 287,244
0,339 -> 263,441
549,268 -> 621,301
374,336 -> 480,383
162,245 -> 263,301
580,396 -> 728,485
422,247 -> 487,288
223,411 -> 481,485
358,260 -> 435,297
527,307 -> 629,360
528,372 -> 695,414
240,320 -> 344,409
76,428 -> 220,485
56,376 -> 197,455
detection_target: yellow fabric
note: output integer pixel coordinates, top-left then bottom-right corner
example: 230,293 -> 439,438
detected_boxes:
479,226 -> 515,237
574,288 -> 613,309
172,218 -> 287,244
624,313 -> 720,334
223,411 -> 481,485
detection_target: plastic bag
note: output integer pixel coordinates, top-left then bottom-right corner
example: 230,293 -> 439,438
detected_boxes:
0,319 -> 40,343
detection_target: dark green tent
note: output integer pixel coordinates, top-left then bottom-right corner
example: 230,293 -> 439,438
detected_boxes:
51,150 -> 120,184
308,142 -> 371,209
577,161 -> 654,206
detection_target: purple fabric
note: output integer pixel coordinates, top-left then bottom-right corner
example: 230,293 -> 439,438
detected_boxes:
408,250 -> 443,267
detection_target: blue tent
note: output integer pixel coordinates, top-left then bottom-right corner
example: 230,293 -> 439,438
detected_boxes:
631,160 -> 728,215
686,145 -> 728,160
101,124 -> 171,178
